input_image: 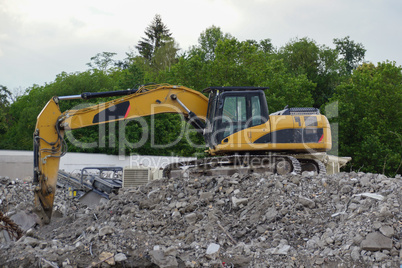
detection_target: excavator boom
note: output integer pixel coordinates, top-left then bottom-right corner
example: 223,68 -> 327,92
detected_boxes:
33,84 -> 208,223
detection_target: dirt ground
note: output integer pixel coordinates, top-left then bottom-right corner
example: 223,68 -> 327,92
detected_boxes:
0,171 -> 401,267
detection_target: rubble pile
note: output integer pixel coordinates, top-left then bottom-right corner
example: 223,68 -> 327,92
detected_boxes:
0,171 -> 401,267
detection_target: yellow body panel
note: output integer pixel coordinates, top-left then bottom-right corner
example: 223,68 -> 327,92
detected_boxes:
209,114 -> 331,155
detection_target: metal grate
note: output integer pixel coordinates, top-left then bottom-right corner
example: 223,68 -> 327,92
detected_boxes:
122,168 -> 150,188
289,107 -> 320,115
270,107 -> 320,116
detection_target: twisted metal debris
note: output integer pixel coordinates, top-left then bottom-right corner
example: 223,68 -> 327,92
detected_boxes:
0,211 -> 23,240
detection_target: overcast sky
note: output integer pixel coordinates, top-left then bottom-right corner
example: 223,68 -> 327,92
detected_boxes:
1,0 -> 401,92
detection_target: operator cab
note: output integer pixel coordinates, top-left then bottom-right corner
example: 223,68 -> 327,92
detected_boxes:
203,87 -> 269,147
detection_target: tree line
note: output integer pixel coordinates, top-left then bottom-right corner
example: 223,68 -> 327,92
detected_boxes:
0,15 -> 400,176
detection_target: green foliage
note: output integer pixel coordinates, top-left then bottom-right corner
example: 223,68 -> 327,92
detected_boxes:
333,36 -> 366,74
0,85 -> 12,135
196,25 -> 233,61
279,37 -> 320,78
331,62 -> 402,175
114,62 -> 145,89
86,52 -> 117,72
2,24 -> 399,175
259,60 -> 315,112
152,39 -> 180,72
278,37 -> 345,108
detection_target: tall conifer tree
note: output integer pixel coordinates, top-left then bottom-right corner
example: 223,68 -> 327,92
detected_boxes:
136,14 -> 172,61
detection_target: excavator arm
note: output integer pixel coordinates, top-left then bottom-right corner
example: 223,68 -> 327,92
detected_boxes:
33,84 -> 208,223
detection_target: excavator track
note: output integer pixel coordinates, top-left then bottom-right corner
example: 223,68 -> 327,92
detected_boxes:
298,158 -> 327,175
163,154 -> 302,179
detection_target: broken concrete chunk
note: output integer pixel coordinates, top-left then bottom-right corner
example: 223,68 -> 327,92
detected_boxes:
23,237 -> 39,247
265,207 -> 278,223
232,196 -> 248,207
206,243 -> 220,255
184,212 -> 197,224
373,221 -> 382,230
350,246 -> 360,261
355,192 -> 384,201
374,251 -> 388,261
149,250 -> 178,268
99,226 -> 115,236
298,196 -> 315,208
231,173 -> 240,180
164,246 -> 178,256
10,211 -> 38,231
379,225 -> 394,237
172,210 -> 181,218
340,185 -> 353,194
360,232 -> 393,251
267,244 -> 291,255
115,253 -> 127,262
199,191 -> 213,202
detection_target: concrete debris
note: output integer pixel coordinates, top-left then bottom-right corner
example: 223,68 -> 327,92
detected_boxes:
149,249 -> 178,268
99,226 -> 115,237
206,243 -> 220,255
360,232 -> 393,251
379,225 -> 395,238
356,192 -> 385,201
298,195 -> 316,208
0,171 -> 401,267
231,196 -> 248,207
267,244 -> 291,255
114,252 -> 127,262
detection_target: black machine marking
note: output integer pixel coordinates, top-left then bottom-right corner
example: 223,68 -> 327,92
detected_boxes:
294,116 -> 301,127
254,128 -> 324,144
93,101 -> 130,124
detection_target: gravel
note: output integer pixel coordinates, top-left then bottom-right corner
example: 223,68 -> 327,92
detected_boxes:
0,171 -> 401,267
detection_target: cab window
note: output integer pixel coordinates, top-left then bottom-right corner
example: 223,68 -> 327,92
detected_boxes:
251,95 -> 262,126
221,96 -> 247,139
222,96 -> 247,123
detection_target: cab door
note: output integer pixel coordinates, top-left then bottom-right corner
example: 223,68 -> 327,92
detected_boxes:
212,91 -> 269,147
218,94 -> 248,144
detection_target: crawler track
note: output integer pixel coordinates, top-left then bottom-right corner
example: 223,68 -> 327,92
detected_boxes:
298,158 -> 327,175
163,154 -> 303,179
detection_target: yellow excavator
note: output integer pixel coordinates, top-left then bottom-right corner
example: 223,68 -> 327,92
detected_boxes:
33,84 -> 335,223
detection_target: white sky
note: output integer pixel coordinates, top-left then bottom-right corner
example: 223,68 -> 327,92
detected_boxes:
1,0 -> 401,92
